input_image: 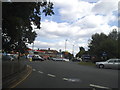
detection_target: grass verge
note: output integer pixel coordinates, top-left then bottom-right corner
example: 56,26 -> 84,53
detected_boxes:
78,61 -> 95,66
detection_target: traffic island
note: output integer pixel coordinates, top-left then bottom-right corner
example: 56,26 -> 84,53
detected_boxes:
2,65 -> 32,89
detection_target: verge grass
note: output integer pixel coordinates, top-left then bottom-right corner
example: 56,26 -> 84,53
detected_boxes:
78,61 -> 95,66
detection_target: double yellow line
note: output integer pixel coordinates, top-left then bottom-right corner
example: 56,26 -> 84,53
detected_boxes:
10,65 -> 32,88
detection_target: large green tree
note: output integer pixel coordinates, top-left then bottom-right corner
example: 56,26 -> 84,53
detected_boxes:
88,29 -> 119,60
62,51 -> 73,60
2,1 -> 54,53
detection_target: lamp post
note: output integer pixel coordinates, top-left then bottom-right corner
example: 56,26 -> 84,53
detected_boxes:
32,42 -> 34,51
65,39 -> 67,51
72,45 -> 74,57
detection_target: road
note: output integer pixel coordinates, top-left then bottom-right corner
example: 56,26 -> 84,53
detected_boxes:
16,60 -> 119,89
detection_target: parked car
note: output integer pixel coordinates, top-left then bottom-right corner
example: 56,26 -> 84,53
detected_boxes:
2,54 -> 16,61
47,57 -> 53,60
32,55 -> 44,61
7,54 -> 18,59
72,58 -> 81,62
52,58 -> 64,61
96,58 -> 120,69
62,58 -> 69,62
81,54 -> 91,62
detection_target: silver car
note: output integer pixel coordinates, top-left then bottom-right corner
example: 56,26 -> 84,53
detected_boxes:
52,58 -> 64,61
96,59 -> 120,69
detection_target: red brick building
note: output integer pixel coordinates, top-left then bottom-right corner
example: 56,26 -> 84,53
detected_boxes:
27,48 -> 62,60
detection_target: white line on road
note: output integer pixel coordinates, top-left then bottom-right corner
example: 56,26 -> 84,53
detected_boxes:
90,84 -> 111,89
32,69 -> 36,71
27,65 -> 29,67
62,78 -> 69,81
47,74 -> 56,77
38,71 -> 43,74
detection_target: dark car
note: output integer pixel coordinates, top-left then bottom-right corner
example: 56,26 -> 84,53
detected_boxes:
72,58 -> 81,62
81,54 -> 91,62
47,57 -> 53,60
32,55 -> 44,61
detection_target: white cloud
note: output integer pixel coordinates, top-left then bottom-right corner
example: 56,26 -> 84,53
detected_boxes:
92,0 -> 118,15
29,0 -> 118,55
52,0 -> 94,21
32,20 -> 118,54
51,0 -> 118,23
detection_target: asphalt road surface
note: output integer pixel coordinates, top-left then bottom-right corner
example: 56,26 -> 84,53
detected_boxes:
16,60 -> 119,89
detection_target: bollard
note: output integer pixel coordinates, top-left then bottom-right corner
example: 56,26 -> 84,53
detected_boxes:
29,57 -> 32,62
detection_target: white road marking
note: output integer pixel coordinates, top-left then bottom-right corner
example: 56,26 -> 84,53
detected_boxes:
38,71 -> 43,74
32,69 -> 36,71
62,78 -> 81,82
63,78 -> 69,81
90,84 -> 110,89
27,65 -> 29,67
47,74 -> 56,77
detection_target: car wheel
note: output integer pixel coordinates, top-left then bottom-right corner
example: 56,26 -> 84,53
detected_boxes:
99,64 -> 104,68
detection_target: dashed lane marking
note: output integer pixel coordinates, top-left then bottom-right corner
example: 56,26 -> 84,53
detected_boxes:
90,84 -> 111,90
32,69 -> 36,71
47,74 -> 56,77
62,78 -> 81,82
38,71 -> 43,74
62,78 -> 69,81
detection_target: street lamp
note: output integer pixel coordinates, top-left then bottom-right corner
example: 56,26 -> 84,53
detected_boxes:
32,41 -> 34,51
72,45 -> 74,57
65,39 -> 67,51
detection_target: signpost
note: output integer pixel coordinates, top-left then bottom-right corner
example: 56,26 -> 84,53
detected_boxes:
102,52 -> 107,61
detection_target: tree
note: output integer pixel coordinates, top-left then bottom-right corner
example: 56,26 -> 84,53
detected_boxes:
2,1 -> 54,53
62,51 -> 73,59
107,30 -> 118,58
76,47 -> 85,58
108,29 -> 118,40
88,33 -> 108,58
88,29 -> 119,60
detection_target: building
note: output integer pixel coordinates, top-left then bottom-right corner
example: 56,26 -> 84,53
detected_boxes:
27,48 -> 62,60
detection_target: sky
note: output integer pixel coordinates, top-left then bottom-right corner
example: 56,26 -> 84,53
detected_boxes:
28,0 -> 119,56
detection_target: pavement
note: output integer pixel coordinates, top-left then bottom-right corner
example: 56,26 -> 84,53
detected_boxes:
2,64 -> 32,89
